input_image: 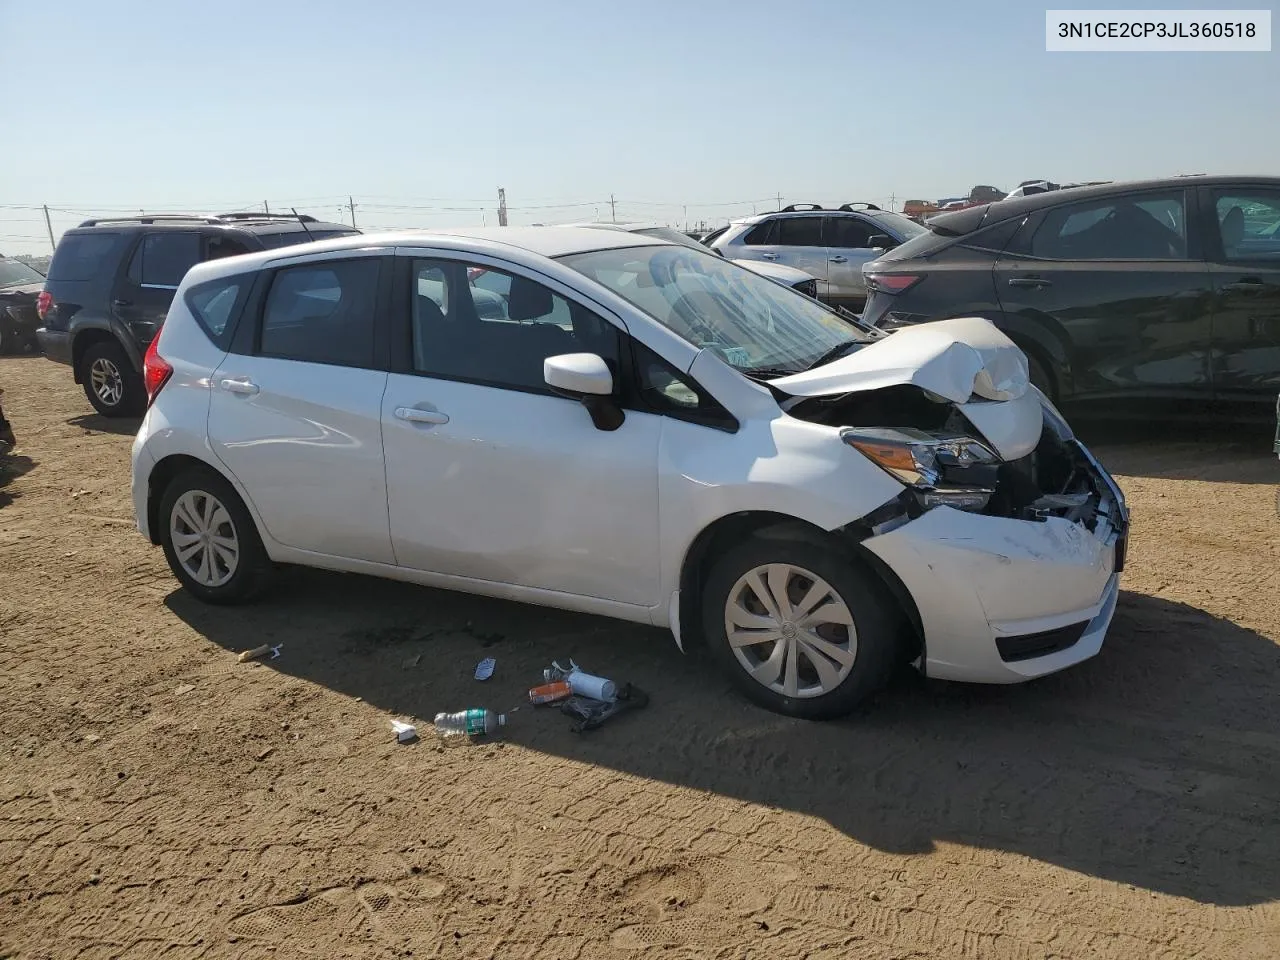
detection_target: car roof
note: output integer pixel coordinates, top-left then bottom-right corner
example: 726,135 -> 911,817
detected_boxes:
728,206 -> 893,227
176,227 -> 667,288
930,174 -> 1280,234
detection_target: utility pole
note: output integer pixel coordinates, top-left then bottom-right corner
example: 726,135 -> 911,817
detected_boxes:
497,187 -> 508,226
889,193 -> 895,212
683,205 -> 687,231
263,200 -> 270,214
776,192 -> 782,211
42,204 -> 56,252
610,194 -> 616,224
347,196 -> 358,228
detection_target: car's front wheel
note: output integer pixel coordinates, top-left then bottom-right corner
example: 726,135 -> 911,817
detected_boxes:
158,467 -> 272,604
80,340 -> 144,417
701,535 -> 902,719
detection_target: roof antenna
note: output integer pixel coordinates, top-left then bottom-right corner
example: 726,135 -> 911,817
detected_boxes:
290,207 -> 315,241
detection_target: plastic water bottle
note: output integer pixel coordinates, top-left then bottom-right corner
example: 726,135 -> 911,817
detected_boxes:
433,708 -> 506,737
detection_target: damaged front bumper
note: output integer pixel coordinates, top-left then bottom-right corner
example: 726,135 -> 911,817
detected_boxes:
862,437 -> 1128,684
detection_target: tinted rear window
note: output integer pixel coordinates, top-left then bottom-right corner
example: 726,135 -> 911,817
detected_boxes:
256,229 -> 360,250
871,227 -> 953,262
47,232 -> 126,282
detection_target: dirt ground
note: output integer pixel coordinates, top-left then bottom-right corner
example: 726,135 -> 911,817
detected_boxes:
2,353 -> 1278,960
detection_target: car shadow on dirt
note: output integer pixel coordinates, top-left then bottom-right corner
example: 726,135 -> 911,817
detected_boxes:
167,570 -> 1279,907
65,413 -> 142,437
1076,418 -> 1278,485
0,454 -> 36,509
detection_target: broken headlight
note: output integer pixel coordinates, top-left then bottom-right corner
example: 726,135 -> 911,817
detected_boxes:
841,427 -> 1000,512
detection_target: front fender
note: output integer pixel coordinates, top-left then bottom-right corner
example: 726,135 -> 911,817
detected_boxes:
656,415 -> 904,616
69,315 -> 144,374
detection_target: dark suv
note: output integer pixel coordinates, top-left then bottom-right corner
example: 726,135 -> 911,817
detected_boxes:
861,176 -> 1280,408
37,213 -> 359,416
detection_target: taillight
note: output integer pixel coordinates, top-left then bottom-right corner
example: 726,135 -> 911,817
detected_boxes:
865,273 -> 922,295
36,291 -> 53,321
142,337 -> 173,406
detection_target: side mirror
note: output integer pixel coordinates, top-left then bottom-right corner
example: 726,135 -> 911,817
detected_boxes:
544,353 -> 624,431
866,234 -> 896,251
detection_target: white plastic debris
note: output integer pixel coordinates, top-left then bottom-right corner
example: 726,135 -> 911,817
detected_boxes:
474,657 -> 496,681
391,720 -> 418,743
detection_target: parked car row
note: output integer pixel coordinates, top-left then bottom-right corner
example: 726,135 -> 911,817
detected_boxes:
860,174 -> 1280,408
0,256 -> 46,354
704,203 -> 927,309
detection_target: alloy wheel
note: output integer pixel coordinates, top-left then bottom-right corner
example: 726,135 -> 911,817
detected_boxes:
89,357 -> 124,408
724,563 -> 857,699
170,490 -> 239,587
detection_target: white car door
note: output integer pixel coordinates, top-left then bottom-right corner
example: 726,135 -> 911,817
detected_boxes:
766,215 -> 832,298
823,214 -> 881,305
207,254 -> 395,564
732,215 -> 832,299
381,254 -> 662,607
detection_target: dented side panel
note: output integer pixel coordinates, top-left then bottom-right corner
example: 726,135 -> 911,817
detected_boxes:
652,415 -> 906,627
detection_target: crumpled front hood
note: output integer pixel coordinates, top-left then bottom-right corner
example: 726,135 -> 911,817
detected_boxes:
771,316 -> 1030,404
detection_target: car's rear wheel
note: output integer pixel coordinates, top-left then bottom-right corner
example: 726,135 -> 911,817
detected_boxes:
80,340 -> 144,417
1025,351 -> 1056,402
701,535 -> 901,719
159,467 -> 272,604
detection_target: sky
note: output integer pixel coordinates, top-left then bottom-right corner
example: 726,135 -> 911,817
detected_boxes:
2,0 -> 1277,254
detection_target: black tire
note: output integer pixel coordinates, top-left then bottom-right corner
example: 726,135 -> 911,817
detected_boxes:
80,339 -> 144,417
0,321 -> 14,356
1025,351 -> 1056,402
700,533 -> 902,720
158,466 -> 273,605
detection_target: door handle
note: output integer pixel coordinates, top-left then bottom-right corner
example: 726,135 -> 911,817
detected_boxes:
829,255 -> 848,264
219,378 -> 260,396
394,406 -> 449,425
1008,277 -> 1052,288
758,252 -> 779,261
112,298 -> 132,308
1225,278 -> 1265,293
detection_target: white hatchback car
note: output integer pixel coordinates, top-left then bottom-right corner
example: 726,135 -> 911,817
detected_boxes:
132,228 -> 1128,719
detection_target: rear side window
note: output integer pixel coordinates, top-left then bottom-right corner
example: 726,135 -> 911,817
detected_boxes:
742,221 -> 776,245
256,229 -> 360,250
259,258 -> 380,368
961,217 -> 1027,254
871,227 -> 952,262
776,216 -> 823,246
1030,192 -> 1186,260
185,276 -> 248,348
47,232 -> 125,282
127,233 -> 203,287
827,216 -> 874,249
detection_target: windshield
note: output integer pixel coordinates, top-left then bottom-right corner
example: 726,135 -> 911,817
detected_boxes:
560,244 -> 867,376
869,211 -> 927,239
633,226 -> 709,252
0,259 -> 45,288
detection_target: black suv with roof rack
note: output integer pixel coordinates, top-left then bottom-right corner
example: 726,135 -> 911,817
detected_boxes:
36,212 -> 358,416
